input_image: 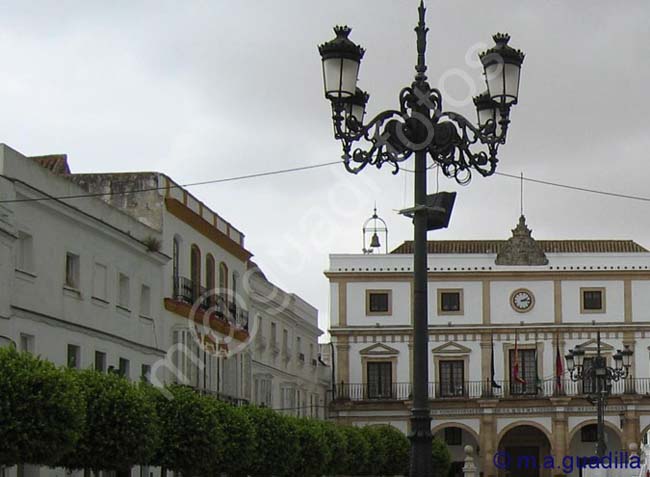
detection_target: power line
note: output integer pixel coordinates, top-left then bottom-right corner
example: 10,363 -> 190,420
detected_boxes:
495,171 -> 650,203
0,160 -> 342,204
3,159 -> 650,207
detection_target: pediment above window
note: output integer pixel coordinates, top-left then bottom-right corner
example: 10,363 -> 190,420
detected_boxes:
576,338 -> 614,353
431,341 -> 471,355
359,342 -> 400,356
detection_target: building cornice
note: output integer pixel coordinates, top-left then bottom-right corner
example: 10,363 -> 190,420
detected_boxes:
164,197 -> 252,262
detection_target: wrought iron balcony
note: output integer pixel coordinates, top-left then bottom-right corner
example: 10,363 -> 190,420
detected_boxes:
331,378 -> 650,402
171,276 -> 248,332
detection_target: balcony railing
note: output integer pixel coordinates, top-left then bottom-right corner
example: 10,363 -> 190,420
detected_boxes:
333,378 -> 650,402
192,386 -> 250,407
172,276 -> 249,332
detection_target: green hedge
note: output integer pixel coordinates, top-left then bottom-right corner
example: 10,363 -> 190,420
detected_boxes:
0,347 -> 84,467
0,349 -> 438,476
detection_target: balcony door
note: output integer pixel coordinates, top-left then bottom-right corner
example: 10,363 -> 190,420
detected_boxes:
509,349 -> 538,395
439,360 -> 464,397
367,362 -> 392,399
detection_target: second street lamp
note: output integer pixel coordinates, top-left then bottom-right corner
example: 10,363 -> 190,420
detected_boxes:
318,2 -> 524,476
565,330 -> 633,458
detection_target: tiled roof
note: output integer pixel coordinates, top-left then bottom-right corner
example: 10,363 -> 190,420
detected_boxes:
30,154 -> 70,175
391,240 -> 648,254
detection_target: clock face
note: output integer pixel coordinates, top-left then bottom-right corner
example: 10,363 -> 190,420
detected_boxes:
511,289 -> 534,312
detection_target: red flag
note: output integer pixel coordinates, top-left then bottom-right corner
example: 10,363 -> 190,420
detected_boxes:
555,339 -> 564,391
513,331 -> 526,384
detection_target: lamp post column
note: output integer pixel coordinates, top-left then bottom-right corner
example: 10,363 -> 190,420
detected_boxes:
409,146 -> 432,476
595,331 -> 606,458
596,389 -> 606,458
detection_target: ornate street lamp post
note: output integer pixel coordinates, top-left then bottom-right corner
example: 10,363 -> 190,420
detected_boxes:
318,2 -> 524,475
565,330 -> 633,457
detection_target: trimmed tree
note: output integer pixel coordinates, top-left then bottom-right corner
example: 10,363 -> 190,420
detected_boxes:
375,425 -> 410,476
360,425 -> 388,475
243,406 -> 300,477
58,370 -> 159,473
0,347 -> 84,467
151,385 -> 225,477
210,400 -> 255,477
432,436 -> 452,477
288,418 -> 333,477
339,425 -> 371,476
320,421 -> 349,476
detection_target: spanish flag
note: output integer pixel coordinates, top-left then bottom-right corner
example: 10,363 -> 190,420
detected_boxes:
513,331 -> 526,384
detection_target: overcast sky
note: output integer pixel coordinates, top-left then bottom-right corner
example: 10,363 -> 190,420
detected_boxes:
1,1 -> 649,337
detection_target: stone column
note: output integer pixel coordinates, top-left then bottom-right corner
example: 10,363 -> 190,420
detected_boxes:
623,331 -> 636,394
336,338 -> 350,398
480,336 -> 492,397
621,396 -> 641,451
478,400 -> 499,477
551,397 -> 570,468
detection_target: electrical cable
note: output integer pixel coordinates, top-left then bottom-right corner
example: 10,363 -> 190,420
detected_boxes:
0,160 -> 342,204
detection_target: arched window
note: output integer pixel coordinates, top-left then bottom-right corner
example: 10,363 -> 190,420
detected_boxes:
232,272 -> 239,306
172,236 -> 181,297
206,254 -> 215,306
190,245 -> 201,301
219,262 -> 228,300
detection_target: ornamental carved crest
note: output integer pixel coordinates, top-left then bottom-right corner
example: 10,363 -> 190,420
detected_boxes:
495,215 -> 548,266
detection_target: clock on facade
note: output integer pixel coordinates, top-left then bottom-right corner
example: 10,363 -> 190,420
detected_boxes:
510,288 -> 534,312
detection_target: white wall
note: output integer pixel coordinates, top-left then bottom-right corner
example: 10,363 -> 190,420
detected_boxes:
346,281 -> 411,326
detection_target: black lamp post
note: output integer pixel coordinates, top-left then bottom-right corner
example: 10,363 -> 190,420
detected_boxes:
565,330 -> 633,457
318,2 -> 524,475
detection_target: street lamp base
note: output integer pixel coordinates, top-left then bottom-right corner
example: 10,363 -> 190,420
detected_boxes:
408,407 -> 433,477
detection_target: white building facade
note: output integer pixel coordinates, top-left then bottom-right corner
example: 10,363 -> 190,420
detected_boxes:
0,144 -> 169,381
67,171 -> 254,404
327,216 -> 650,477
248,264 -> 330,418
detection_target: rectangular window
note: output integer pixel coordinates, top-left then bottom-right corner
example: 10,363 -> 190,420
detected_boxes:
67,344 -> 80,369
367,362 -> 392,399
19,333 -> 34,354
439,360 -> 465,397
118,357 -> 130,378
581,288 -> 605,312
444,427 -> 463,446
65,253 -> 80,289
93,263 -> 108,301
509,349 -> 538,395
16,232 -> 34,272
118,273 -> 130,309
141,364 -> 151,382
281,386 -> 296,415
581,357 -> 597,394
271,322 -> 277,345
95,351 -> 107,372
438,289 -> 463,314
140,285 -> 151,317
366,290 -> 391,315
283,329 -> 289,351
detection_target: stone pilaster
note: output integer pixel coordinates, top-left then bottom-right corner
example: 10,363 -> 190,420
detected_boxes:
550,397 -> 571,466
336,337 -> 350,385
480,335 -> 492,396
478,399 -> 499,477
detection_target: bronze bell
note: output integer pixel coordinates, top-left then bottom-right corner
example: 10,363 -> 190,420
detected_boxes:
370,232 -> 381,248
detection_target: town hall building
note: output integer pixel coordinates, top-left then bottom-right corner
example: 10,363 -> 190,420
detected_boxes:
327,216 -> 650,477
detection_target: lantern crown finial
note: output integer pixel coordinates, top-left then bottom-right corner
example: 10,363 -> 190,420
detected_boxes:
318,25 -> 365,61
480,32 -> 525,64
